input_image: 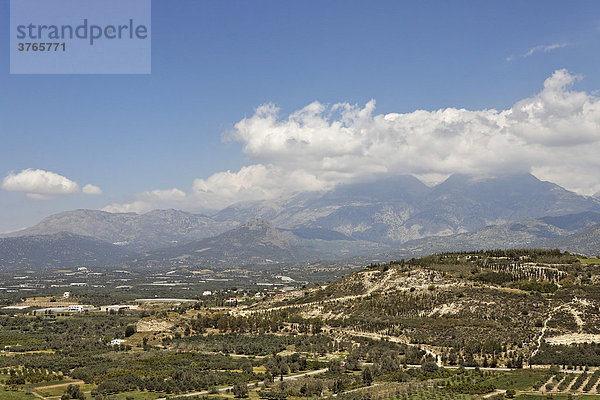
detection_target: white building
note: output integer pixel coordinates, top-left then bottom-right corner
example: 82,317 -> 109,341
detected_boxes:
100,305 -> 136,312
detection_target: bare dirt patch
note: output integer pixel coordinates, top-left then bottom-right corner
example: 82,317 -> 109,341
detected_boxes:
137,320 -> 174,332
546,333 -> 600,345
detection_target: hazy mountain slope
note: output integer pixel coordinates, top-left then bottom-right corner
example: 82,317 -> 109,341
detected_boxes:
555,223 -> 600,255
540,211 -> 600,231
3,174 -> 600,264
391,220 -> 564,258
377,174 -> 600,241
426,173 -> 596,221
0,232 -> 132,270
378,211 -> 600,259
1,209 -> 235,252
215,174 -> 600,244
215,175 -> 437,244
135,219 -> 300,268
134,218 -> 391,269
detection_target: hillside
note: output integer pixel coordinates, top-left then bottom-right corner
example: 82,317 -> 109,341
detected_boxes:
378,211 -> 600,259
214,173 -> 600,244
0,232 -> 132,270
238,250 -> 600,369
555,223 -> 600,255
1,209 -> 236,252
133,218 -> 390,269
135,219 -> 302,268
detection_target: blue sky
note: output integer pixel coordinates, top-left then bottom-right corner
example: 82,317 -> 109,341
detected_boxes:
1,0 -> 600,232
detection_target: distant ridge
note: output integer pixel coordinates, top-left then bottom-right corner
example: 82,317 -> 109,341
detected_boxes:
134,219 -> 299,268
0,232 -> 132,270
555,223 -> 600,255
1,209 -> 236,252
380,211 -> 600,259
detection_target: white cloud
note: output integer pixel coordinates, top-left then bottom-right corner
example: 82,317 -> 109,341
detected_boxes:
82,184 -> 103,195
104,69 -> 600,213
507,43 -> 568,61
103,188 -> 186,213
1,169 -> 80,199
524,43 -> 568,57
191,164 -> 327,209
1,169 -> 103,200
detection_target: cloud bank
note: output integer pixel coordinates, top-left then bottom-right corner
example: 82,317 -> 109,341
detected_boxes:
104,69 -> 600,214
1,169 -> 102,200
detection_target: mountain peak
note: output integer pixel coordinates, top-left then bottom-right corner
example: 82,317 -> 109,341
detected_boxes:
324,174 -> 430,202
436,172 -> 541,187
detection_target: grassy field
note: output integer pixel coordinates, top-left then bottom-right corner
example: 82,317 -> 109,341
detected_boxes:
31,378 -> 78,388
0,388 -> 34,399
0,336 -> 45,347
517,394 -> 600,399
112,391 -> 167,399
578,257 -> 600,264
482,369 -> 548,390
401,386 -> 473,399
34,387 -> 168,399
34,383 -> 94,397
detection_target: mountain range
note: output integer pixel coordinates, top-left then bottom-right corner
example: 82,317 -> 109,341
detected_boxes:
381,211 -> 600,259
0,232 -> 133,271
1,209 -> 236,252
2,173 -> 600,270
213,173 -> 600,244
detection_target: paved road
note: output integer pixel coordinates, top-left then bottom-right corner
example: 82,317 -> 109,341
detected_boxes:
157,368 -> 329,399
